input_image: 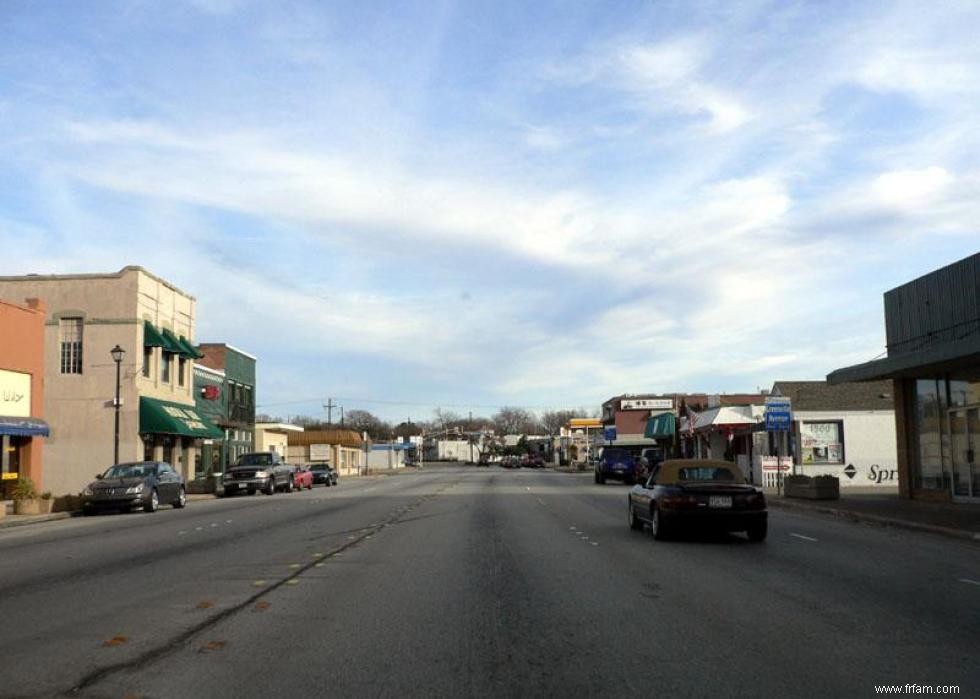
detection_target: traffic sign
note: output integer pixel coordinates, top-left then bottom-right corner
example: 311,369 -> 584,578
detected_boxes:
603,427 -> 617,442
764,396 -> 792,432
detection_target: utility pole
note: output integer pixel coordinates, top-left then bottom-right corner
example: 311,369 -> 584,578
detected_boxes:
469,411 -> 474,464
323,398 -> 335,425
340,406 -> 344,426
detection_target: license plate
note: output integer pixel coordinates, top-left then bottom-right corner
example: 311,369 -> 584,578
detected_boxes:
709,496 -> 732,508
237,483 -> 247,489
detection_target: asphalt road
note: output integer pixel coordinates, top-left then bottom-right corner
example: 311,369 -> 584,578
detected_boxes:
0,467 -> 977,699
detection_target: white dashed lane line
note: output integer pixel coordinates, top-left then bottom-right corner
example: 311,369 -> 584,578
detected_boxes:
790,533 -> 818,542
958,578 -> 980,587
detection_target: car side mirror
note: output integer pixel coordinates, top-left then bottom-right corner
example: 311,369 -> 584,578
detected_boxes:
95,474 -> 103,479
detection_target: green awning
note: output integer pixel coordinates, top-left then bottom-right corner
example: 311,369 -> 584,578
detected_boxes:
139,397 -> 223,439
160,328 -> 188,355
178,335 -> 205,359
644,412 -> 676,439
143,321 -> 167,349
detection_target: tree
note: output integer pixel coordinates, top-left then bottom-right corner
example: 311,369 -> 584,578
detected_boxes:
343,410 -> 391,440
432,408 -> 461,431
539,409 -> 590,436
492,406 -> 540,436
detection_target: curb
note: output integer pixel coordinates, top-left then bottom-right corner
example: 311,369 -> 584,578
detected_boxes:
0,512 -> 73,530
768,498 -> 980,543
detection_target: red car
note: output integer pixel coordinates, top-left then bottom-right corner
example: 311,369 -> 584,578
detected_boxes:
290,465 -> 314,491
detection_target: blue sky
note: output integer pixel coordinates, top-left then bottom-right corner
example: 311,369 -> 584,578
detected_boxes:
2,0 -> 979,422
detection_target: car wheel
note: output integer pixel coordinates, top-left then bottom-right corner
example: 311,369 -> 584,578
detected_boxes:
82,506 -> 96,516
628,500 -> 643,531
144,488 -> 159,513
651,505 -> 668,540
285,477 -> 294,493
264,478 -> 275,495
174,486 -> 187,509
747,521 -> 768,542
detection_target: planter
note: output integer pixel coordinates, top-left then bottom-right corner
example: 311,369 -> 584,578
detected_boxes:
13,498 -> 55,515
784,475 -> 840,500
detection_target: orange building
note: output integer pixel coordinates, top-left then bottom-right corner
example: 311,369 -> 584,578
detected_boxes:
0,297 -> 49,491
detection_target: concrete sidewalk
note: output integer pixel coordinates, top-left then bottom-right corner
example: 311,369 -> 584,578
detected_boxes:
768,491 -> 980,543
0,493 -> 220,530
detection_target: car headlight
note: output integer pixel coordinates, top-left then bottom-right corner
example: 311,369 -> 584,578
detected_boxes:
82,485 -> 94,496
254,470 -> 269,478
126,484 -> 145,494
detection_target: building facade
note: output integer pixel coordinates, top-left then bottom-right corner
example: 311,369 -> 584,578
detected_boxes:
193,343 -> 256,477
286,429 -> 364,475
829,252 -> 980,503
0,297 -> 49,493
0,267 -> 222,494
255,422 -> 303,456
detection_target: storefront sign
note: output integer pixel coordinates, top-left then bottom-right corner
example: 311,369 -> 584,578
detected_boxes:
309,444 -> 331,461
161,405 -> 209,432
759,456 -> 792,471
2,472 -> 19,480
621,398 -> 673,411
201,385 -> 221,401
0,370 -> 31,417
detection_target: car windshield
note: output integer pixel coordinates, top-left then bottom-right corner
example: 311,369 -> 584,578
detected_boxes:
603,450 -> 632,462
238,453 -> 273,466
102,463 -> 154,479
677,467 -> 738,482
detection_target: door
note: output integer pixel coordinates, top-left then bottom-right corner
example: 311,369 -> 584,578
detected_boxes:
949,408 -> 979,500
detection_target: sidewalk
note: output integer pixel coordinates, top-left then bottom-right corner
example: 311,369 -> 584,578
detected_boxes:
0,493 -> 219,530
768,490 -> 980,543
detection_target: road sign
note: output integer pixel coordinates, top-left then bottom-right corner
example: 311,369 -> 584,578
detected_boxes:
603,427 -> 617,442
764,396 -> 792,431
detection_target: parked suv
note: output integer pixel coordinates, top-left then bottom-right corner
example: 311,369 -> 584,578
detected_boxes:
223,452 -> 294,496
594,448 -> 638,485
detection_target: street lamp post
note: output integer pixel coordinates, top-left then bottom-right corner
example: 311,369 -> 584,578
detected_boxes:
110,345 -> 125,465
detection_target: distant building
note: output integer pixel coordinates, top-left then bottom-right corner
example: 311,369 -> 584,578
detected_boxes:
255,422 -> 304,456
0,267 -> 222,494
0,297 -> 49,492
287,429 -> 364,476
829,251 -> 980,503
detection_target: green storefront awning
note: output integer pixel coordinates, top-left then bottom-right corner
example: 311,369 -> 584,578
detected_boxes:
143,321 -> 167,349
160,328 -> 189,355
177,335 -> 205,359
139,397 -> 223,439
644,412 -> 676,439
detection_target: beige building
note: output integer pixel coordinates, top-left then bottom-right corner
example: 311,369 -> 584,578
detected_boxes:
255,422 -> 304,457
286,429 -> 365,476
0,266 -> 221,495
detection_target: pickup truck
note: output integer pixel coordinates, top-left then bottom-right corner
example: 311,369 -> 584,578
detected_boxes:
222,452 -> 295,496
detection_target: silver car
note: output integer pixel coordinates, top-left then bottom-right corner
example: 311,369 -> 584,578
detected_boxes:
81,461 -> 187,514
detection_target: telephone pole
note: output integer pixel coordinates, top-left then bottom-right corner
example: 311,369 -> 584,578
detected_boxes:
323,398 -> 335,425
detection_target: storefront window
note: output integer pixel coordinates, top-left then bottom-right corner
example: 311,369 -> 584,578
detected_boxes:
915,379 -> 946,490
948,379 -> 980,408
799,421 -> 843,464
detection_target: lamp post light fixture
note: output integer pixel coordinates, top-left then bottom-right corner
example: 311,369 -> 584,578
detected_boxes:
110,345 -> 125,465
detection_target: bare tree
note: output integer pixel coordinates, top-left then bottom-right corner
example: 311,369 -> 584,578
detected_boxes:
492,406 -> 540,436
343,409 -> 392,440
432,408 -> 461,432
540,409 -> 590,436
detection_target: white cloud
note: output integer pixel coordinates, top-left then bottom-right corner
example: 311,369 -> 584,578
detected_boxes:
871,166 -> 953,209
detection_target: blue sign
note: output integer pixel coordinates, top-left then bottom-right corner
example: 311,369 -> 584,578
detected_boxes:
603,427 -> 617,442
764,397 -> 792,431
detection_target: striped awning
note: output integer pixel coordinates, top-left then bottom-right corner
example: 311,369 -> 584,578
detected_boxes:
644,412 -> 676,439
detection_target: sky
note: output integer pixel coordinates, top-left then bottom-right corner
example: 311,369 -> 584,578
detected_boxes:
1,0 -> 979,423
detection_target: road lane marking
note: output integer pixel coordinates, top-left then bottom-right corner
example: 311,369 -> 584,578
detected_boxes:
958,578 -> 980,587
591,542 -> 599,546
790,533 -> 818,542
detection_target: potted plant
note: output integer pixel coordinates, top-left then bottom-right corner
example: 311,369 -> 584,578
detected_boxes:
784,473 -> 840,500
11,478 -> 55,515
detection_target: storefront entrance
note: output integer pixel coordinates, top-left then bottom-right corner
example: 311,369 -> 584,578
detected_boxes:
949,407 -> 980,500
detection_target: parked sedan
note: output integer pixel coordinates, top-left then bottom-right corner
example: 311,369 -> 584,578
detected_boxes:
310,464 -> 338,487
627,459 -> 767,541
81,461 -> 186,514
291,464 -> 314,491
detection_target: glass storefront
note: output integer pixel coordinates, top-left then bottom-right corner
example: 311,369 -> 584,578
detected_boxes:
914,376 -> 980,500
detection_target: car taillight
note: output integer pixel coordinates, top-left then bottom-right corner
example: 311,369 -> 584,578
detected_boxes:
661,494 -> 698,509
742,493 -> 766,509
